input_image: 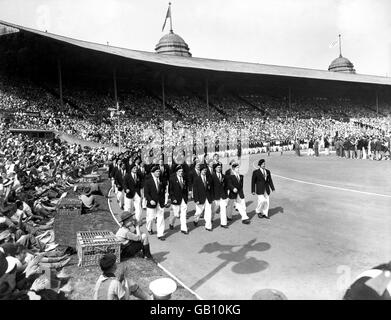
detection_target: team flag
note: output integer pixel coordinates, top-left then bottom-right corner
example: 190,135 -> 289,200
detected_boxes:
162,3 -> 172,32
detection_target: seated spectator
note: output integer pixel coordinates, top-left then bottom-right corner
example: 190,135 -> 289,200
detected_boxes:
115,211 -> 153,261
79,187 -> 98,212
93,253 -> 151,300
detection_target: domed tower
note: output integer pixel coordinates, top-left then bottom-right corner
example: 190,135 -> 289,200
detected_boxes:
155,3 -> 192,57
328,35 -> 356,73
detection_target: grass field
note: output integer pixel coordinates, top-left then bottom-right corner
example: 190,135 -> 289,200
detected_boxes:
63,177 -> 196,300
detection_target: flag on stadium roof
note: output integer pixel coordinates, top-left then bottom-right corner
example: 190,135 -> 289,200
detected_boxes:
162,2 -> 172,32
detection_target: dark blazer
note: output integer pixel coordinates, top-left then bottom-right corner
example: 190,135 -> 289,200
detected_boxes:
168,174 -> 188,204
114,168 -> 127,191
188,169 -> 201,192
144,163 -> 153,176
206,166 -> 215,180
227,173 -> 245,199
143,177 -> 166,209
108,162 -> 115,179
138,169 -> 147,189
251,168 -> 275,195
212,172 -> 228,200
193,174 -> 214,204
167,164 -> 177,177
159,164 -> 170,185
124,172 -> 141,198
181,162 -> 191,181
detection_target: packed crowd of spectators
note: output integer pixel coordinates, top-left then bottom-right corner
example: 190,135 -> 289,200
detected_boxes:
0,125 -> 110,299
1,75 -> 390,158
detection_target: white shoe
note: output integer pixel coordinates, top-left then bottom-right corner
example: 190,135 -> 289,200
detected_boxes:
40,232 -> 55,245
44,243 -> 59,252
36,230 -> 51,240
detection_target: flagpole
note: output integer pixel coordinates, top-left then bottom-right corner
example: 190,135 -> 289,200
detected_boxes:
169,2 -> 173,33
338,34 -> 342,57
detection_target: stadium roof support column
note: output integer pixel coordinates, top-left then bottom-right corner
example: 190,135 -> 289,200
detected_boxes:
206,78 -> 209,119
162,74 -> 166,153
57,58 -> 63,106
113,68 -> 118,104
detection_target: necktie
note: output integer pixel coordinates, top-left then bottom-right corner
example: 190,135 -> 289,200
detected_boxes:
203,176 -> 206,187
218,173 -> 222,182
179,177 -> 183,188
133,173 -> 136,182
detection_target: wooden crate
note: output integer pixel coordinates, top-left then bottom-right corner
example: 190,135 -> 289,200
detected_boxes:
54,198 -> 83,247
76,230 -> 121,267
82,174 -> 101,183
56,198 -> 82,216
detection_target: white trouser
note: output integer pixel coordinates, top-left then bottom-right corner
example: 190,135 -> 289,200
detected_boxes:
325,148 -> 330,155
116,189 -> 124,209
256,192 -> 270,217
210,200 -> 217,216
227,196 -> 248,220
214,198 -> 228,226
362,148 -> 367,160
124,193 -> 142,221
124,196 -> 133,213
140,188 -> 147,209
194,200 -> 212,230
170,199 -> 188,232
146,205 -> 165,237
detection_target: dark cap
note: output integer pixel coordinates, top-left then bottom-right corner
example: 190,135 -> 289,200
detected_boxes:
83,187 -> 92,196
199,164 -> 207,171
119,211 -> 134,223
99,253 -> 117,272
151,165 -> 160,173
258,159 -> 265,166
175,165 -> 183,172
213,163 -> 222,170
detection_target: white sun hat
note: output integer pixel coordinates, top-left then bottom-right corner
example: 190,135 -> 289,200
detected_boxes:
149,277 -> 177,300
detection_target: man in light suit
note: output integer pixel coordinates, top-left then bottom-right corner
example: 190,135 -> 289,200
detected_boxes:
251,159 -> 275,219
168,165 -> 189,234
144,165 -> 167,241
226,161 -> 250,224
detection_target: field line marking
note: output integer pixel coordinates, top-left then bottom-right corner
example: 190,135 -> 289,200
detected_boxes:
251,160 -> 391,198
107,187 -> 203,300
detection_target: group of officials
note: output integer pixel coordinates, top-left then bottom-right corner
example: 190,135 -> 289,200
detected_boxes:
109,153 -> 275,241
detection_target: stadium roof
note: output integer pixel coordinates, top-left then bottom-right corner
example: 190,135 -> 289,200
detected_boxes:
1,19 -> 391,87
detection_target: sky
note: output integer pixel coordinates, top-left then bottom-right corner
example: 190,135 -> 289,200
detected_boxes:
0,0 -> 390,76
